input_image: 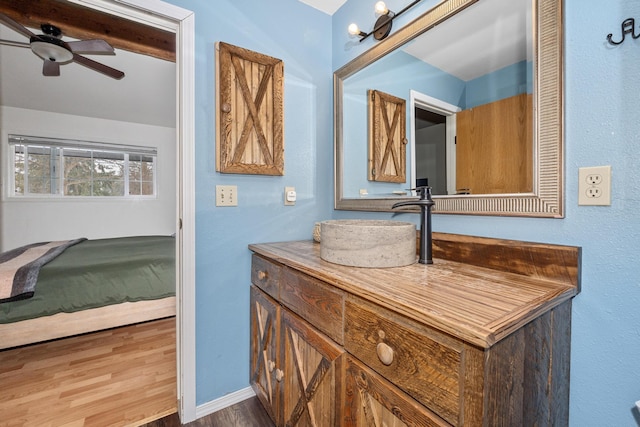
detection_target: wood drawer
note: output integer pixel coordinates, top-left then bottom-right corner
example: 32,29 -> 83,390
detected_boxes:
280,267 -> 344,345
251,254 -> 281,300
344,356 -> 450,427
344,298 -> 463,425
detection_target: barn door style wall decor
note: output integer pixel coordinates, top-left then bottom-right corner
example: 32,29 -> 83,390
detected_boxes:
368,89 -> 406,183
216,42 -> 284,175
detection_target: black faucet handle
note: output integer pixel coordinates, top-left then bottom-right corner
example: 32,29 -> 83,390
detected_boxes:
407,185 -> 432,198
415,185 -> 432,200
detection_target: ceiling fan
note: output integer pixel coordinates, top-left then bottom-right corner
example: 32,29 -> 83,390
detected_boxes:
0,12 -> 125,79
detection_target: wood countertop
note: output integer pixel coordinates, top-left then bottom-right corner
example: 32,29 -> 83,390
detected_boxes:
249,234 -> 581,348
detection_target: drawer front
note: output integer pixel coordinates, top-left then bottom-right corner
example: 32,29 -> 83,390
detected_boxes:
251,254 -> 281,300
344,298 -> 463,425
280,267 -> 344,345
344,356 -> 450,427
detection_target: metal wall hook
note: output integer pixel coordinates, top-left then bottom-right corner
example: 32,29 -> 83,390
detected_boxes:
607,18 -> 640,45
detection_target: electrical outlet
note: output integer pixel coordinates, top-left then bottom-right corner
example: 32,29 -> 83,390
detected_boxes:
216,185 -> 237,206
578,166 -> 611,206
586,173 -> 603,185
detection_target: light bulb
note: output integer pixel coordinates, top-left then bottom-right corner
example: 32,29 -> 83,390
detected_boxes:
348,23 -> 361,36
375,1 -> 388,15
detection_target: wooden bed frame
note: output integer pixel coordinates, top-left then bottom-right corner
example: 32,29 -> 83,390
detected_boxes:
0,297 -> 176,349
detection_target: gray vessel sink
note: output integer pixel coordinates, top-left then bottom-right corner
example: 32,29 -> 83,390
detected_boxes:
319,220 -> 417,268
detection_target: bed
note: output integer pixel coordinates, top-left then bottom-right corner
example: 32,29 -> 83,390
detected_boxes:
0,235 -> 176,349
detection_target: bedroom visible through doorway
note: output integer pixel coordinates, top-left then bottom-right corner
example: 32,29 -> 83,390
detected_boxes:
0,0 -> 196,422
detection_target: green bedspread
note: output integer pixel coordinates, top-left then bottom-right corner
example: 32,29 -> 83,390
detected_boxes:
0,235 -> 175,324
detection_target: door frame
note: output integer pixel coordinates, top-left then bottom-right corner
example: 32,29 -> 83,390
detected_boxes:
409,90 -> 460,196
69,0 -> 196,421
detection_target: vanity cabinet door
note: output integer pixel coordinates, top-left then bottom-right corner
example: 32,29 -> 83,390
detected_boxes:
250,285 -> 280,424
280,308 -> 344,427
344,356 -> 449,427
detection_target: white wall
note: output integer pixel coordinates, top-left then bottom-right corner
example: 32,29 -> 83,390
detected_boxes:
0,106 -> 176,251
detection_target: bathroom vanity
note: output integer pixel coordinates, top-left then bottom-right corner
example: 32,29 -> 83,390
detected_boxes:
249,233 -> 580,426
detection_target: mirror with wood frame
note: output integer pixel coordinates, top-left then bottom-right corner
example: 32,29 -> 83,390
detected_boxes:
334,0 -> 563,217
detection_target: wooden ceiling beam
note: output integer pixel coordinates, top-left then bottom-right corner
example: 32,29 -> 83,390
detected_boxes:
0,0 -> 175,62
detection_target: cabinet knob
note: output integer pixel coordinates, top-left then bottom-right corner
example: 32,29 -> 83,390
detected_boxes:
258,270 -> 267,280
275,369 -> 284,382
267,360 -> 275,373
376,342 -> 394,366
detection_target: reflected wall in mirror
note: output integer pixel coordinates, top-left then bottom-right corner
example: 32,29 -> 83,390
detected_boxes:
334,0 -> 564,217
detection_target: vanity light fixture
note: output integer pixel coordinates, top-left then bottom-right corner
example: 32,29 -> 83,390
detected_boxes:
348,0 -> 423,42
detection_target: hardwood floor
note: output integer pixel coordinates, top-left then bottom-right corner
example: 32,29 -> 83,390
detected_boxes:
0,317 -> 177,427
142,397 -> 275,427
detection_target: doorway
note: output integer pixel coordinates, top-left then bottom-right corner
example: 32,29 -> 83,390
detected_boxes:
409,90 -> 460,196
54,0 -> 197,421
414,106 -> 447,195
0,0 -> 195,421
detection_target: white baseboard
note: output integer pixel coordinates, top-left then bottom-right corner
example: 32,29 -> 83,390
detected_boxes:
195,386 -> 256,419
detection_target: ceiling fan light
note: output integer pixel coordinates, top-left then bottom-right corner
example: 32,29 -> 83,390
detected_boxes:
31,41 -> 73,63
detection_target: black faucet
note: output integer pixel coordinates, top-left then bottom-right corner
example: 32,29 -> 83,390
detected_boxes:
391,186 -> 434,264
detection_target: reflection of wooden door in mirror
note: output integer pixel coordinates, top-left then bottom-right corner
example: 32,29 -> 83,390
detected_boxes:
368,90 -> 407,183
456,93 -> 533,194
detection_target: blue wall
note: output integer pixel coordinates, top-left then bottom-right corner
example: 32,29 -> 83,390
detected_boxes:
166,0 -> 640,424
166,0 -> 333,405
334,0 -> 640,426
465,60 -> 532,108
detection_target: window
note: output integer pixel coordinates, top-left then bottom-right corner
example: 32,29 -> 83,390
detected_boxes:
9,135 -> 157,198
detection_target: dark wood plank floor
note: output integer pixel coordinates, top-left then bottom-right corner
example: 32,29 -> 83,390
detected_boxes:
142,396 -> 274,427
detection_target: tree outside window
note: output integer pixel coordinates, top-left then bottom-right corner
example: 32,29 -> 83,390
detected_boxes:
9,136 -> 156,198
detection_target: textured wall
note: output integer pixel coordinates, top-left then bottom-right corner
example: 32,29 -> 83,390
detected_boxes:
166,0 -> 334,405
167,0 -> 640,424
333,0 -> 640,425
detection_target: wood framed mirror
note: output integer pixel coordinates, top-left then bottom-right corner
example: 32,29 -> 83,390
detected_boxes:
334,0 -> 563,217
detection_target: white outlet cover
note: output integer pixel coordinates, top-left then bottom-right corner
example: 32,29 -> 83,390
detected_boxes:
578,166 -> 611,206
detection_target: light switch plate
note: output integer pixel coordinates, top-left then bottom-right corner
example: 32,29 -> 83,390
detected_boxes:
216,185 -> 237,206
284,186 -> 296,206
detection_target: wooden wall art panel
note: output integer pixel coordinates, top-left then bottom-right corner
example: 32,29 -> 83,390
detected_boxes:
216,42 -> 284,175
368,89 -> 407,183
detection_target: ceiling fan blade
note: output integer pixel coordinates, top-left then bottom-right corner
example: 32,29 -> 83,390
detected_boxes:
72,53 -> 124,80
0,13 -> 36,39
66,39 -> 115,55
42,59 -> 60,76
0,39 -> 30,49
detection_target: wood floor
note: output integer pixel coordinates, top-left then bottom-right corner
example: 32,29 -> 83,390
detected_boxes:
142,397 -> 275,427
0,317 -> 177,427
